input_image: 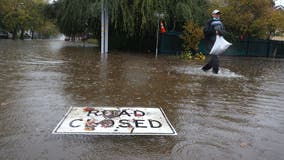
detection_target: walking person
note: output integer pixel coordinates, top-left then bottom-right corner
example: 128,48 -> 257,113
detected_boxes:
202,9 -> 226,74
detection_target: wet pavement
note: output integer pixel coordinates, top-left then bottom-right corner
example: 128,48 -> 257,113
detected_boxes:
0,39 -> 284,160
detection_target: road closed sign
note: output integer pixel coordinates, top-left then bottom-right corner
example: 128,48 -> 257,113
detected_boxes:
52,107 -> 177,135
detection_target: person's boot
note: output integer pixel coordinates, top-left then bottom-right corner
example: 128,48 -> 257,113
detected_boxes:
212,68 -> 219,74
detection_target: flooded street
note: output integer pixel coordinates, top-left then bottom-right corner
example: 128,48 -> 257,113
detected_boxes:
1,40 -> 284,160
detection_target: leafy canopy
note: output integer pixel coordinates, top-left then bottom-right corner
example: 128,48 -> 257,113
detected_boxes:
210,0 -> 284,39
55,0 -> 209,38
0,0 -> 58,39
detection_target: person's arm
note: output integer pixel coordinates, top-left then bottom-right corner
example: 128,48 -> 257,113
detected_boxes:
214,22 -> 225,36
204,20 -> 215,37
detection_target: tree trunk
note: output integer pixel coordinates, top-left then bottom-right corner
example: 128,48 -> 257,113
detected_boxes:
20,29 -> 24,40
12,28 -> 17,40
31,30 -> 34,39
71,35 -> 75,42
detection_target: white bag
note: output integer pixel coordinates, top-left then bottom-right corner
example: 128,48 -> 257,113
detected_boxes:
209,35 -> 232,55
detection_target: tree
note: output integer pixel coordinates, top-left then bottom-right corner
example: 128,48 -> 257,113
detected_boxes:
0,0 -> 54,39
210,0 -> 284,40
106,0 -> 209,36
255,8 -> 284,39
166,0 -> 209,31
0,0 -> 30,39
55,0 -> 209,50
56,0 -> 94,40
26,0 -> 46,39
37,20 -> 58,38
181,21 -> 204,52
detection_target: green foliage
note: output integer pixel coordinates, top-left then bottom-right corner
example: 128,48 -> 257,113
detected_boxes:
52,0 -> 209,50
0,0 -> 57,39
194,52 -> 206,60
1,0 -> 31,37
37,20 -> 59,38
108,0 -> 209,37
181,21 -> 204,52
256,9 -> 284,39
180,50 -> 205,60
180,21 -> 205,61
87,38 -> 99,45
210,0 -> 284,39
56,0 -> 94,37
180,51 -> 193,60
55,0 -> 209,38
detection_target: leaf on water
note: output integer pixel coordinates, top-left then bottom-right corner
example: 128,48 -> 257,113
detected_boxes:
240,142 -> 249,148
1,102 -> 8,106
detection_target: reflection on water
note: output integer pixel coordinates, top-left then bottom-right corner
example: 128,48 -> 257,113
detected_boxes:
0,40 -> 284,160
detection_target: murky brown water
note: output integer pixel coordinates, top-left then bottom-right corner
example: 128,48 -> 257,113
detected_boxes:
1,40 -> 284,160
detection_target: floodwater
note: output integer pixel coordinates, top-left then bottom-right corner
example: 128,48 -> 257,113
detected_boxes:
0,40 -> 284,160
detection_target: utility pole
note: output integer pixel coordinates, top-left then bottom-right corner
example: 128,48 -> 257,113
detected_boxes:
101,0 -> 109,54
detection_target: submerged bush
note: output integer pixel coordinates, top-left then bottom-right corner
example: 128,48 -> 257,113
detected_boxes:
181,21 -> 204,53
180,21 -> 205,60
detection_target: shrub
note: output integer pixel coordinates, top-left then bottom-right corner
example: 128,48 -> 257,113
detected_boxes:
181,21 -> 204,53
180,21 -> 205,60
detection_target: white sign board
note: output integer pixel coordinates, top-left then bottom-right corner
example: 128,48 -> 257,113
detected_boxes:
52,107 -> 177,135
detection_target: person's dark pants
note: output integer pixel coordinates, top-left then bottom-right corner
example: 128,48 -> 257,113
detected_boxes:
202,54 -> 219,74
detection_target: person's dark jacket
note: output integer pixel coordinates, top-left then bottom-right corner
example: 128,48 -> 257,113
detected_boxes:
204,19 -> 225,43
